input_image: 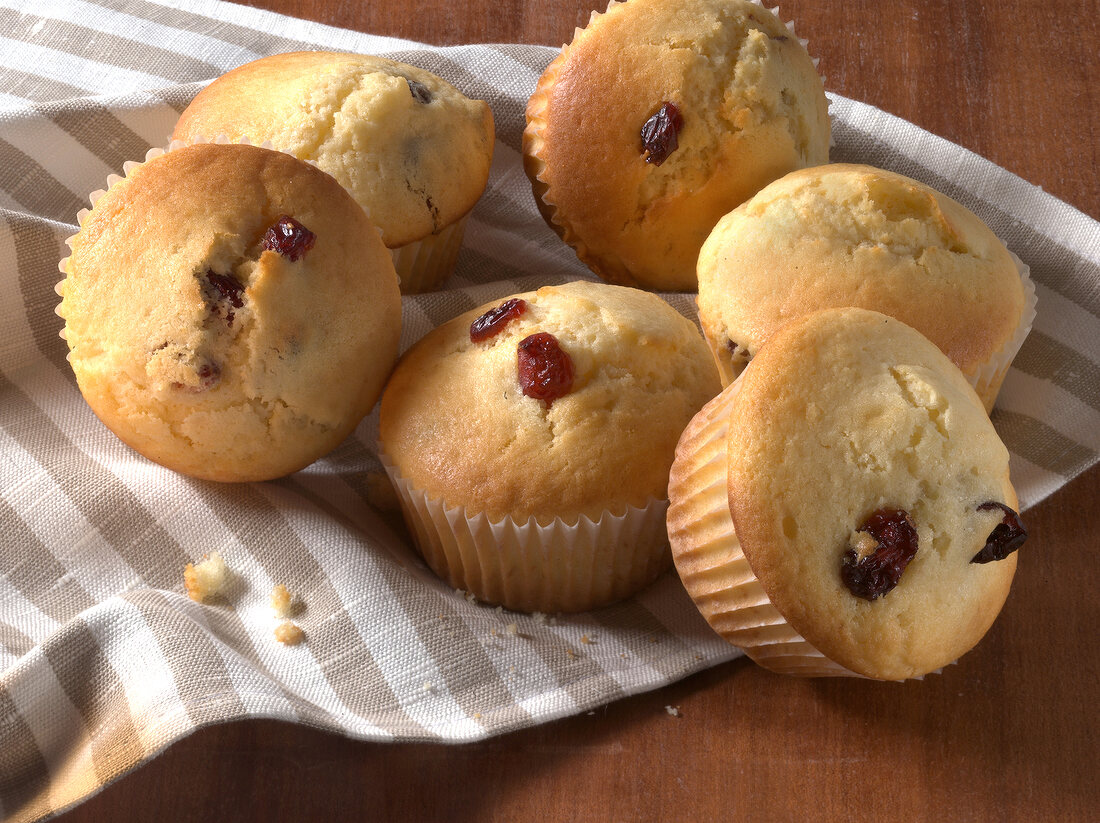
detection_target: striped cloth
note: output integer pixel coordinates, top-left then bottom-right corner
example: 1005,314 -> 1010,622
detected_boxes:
0,1 -> 1097,820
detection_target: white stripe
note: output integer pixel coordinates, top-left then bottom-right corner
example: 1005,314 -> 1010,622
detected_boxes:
256,480 -> 482,739
0,36 -> 172,96
1006,453 -> 1067,512
107,86 -> 207,148
1,0 -> 264,74
998,369 -> 1100,454
1030,283 -> 1100,367
79,596 -> 188,755
0,108 -> 113,210
0,575 -> 59,645
3,645 -> 100,815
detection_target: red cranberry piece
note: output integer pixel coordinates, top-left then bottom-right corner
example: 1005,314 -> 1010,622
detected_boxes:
262,215 -> 316,262
640,102 -> 684,166
841,508 -> 919,601
470,298 -> 528,342
172,361 -> 221,392
517,332 -> 574,407
407,78 -> 432,104
972,502 -> 1028,563
203,270 -> 244,325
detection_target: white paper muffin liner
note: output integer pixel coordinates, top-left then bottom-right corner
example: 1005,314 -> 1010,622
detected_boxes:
379,449 -> 671,614
971,249 -> 1037,411
389,212 -> 469,294
666,370 -> 859,677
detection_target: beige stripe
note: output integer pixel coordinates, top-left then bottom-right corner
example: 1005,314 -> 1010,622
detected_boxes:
146,81 -> 205,115
0,66 -> 87,103
1013,331 -> 1100,412
4,212 -> 73,373
591,598 -> 703,680
992,409 -> 1097,478
0,7 -> 223,85
189,482 -> 429,737
88,0 -> 316,56
34,101 -> 153,175
0,684 -> 53,823
39,620 -> 144,788
0,496 -> 95,623
282,476 -> 533,730
831,120 -> 1100,319
0,620 -> 36,659
121,589 -> 248,725
0,138 -> 85,222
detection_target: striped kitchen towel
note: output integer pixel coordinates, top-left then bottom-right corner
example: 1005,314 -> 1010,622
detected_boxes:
0,1 -> 1097,821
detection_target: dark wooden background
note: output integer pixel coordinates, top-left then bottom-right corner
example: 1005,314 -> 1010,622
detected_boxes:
60,1 -> 1099,820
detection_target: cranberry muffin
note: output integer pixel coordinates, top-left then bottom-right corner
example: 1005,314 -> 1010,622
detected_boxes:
524,0 -> 829,291
57,143 -> 401,481
379,281 -> 720,612
667,307 -> 1025,679
697,164 -> 1035,410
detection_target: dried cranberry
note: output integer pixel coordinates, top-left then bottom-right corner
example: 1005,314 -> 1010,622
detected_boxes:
262,215 -> 316,261
172,361 -> 221,392
407,78 -> 432,104
517,332 -> 574,407
203,270 -> 244,325
972,502 -> 1028,563
841,508 -> 919,601
470,298 -> 527,342
640,102 -> 684,166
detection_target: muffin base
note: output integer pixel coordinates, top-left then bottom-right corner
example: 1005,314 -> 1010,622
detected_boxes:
666,375 -> 857,677
380,450 -> 671,614
390,214 -> 469,294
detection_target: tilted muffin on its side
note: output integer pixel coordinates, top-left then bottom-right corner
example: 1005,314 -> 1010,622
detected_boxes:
667,307 -> 1027,680
380,281 -> 721,613
57,143 -> 402,482
524,0 -> 829,291
696,163 -> 1035,410
173,51 -> 495,293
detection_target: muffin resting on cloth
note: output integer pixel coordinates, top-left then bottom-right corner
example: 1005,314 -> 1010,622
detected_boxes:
523,0 -> 829,291
173,51 -> 495,293
667,307 -> 1026,680
57,143 -> 402,482
696,163 -> 1035,410
379,281 -> 721,613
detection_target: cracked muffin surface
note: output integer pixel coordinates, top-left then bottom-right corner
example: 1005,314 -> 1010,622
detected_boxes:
172,51 -> 494,251
523,0 -> 829,291
58,143 -> 401,482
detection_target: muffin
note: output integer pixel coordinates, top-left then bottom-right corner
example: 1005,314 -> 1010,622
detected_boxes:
696,163 -> 1036,410
523,0 -> 829,291
57,142 -> 402,482
379,281 -> 721,612
173,51 -> 495,293
667,307 -> 1026,680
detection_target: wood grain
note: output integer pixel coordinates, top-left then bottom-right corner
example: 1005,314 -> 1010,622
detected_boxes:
59,1 -> 1099,821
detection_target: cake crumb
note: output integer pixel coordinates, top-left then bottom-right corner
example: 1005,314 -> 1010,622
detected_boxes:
270,583 -> 294,618
580,634 -> 594,645
183,551 -> 228,603
665,705 -> 681,717
532,612 -> 548,625
849,529 -> 880,560
423,682 -> 436,693
274,621 -> 304,646
505,623 -> 518,636
565,647 -> 577,658
473,712 -> 483,720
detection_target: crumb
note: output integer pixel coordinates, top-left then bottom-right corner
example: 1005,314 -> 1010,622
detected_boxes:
423,682 -> 435,692
665,705 -> 681,717
494,606 -> 503,615
565,647 -> 576,658
365,470 -> 400,512
274,621 -> 304,645
621,653 -> 628,659
473,712 -> 483,720
490,627 -> 499,637
505,623 -> 518,636
270,583 -> 294,617
183,551 -> 228,602
580,634 -> 594,645
532,612 -> 548,625
649,636 -> 660,644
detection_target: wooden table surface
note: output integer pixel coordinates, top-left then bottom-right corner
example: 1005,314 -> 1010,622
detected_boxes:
59,1 -> 1099,821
